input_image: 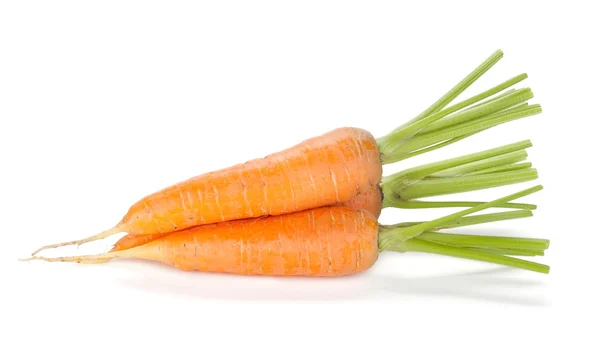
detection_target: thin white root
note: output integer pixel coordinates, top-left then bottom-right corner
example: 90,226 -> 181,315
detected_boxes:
30,226 -> 122,256
20,253 -> 116,264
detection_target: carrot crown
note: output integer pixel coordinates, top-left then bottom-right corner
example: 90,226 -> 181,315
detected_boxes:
376,50 -> 541,164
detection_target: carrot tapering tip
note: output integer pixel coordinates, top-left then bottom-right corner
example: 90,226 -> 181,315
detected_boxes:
30,226 -> 122,256
20,254 -> 114,264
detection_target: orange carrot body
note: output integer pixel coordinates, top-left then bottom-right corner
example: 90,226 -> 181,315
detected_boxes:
119,127 -> 381,236
111,185 -> 384,252
110,207 -> 380,276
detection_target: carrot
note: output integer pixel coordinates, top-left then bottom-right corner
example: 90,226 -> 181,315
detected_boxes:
31,49 -> 542,256
25,186 -> 549,275
108,185 -> 384,252
109,140 -> 538,252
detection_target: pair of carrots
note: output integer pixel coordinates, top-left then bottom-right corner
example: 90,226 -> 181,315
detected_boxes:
25,50 -> 550,276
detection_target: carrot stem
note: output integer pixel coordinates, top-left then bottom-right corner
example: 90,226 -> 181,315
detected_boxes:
391,99 -> 527,162
381,140 -> 538,208
380,102 -> 541,164
379,185 -> 543,246
385,140 -> 531,182
391,238 -> 550,274
430,150 -> 528,177
400,168 -> 539,199
394,49 -> 505,130
389,200 -> 536,210
463,162 -> 532,176
407,185 -> 542,236
407,104 -> 541,154
469,88 -> 517,108
391,74 -> 528,142
416,88 -> 534,135
392,209 -> 534,229
378,59 -> 536,165
470,247 -> 545,257
392,135 -> 473,161
376,188 -> 547,272
417,232 -> 550,250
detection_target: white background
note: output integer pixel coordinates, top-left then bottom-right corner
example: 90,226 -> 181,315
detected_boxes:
1,1 -> 598,357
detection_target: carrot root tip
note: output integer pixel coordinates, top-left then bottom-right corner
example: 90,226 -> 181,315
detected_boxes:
30,226 -> 122,256
20,254 -> 115,264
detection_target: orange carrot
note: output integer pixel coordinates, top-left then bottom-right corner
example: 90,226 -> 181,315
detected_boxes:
26,186 -> 550,275
30,50 -> 542,256
110,184 -> 383,252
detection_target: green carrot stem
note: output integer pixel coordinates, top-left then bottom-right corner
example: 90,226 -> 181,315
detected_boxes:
389,102 -> 528,163
394,50 -> 504,130
376,50 -> 541,165
378,89 -> 535,164
380,185 -> 543,245
388,238 -> 549,274
472,97 -> 528,114
470,247 -> 546,257
416,88 -> 534,135
390,75 -> 528,140
387,200 -> 536,210
422,103 -> 541,141
399,168 -> 538,199
382,140 -> 531,185
417,232 -> 550,250
380,140 -> 538,206
394,135 -> 472,161
392,210 -> 534,229
469,88 -> 517,108
406,102 -> 530,163
430,150 -> 528,177
385,104 -> 542,163
466,162 -> 532,176
415,100 -> 536,139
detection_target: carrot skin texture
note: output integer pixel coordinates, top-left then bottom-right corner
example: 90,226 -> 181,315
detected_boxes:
111,185 -> 384,252
119,127 -> 382,236
124,207 -> 380,276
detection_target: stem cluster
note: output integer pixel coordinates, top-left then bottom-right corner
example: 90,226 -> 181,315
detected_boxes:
376,50 -> 542,164
378,186 -> 549,274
